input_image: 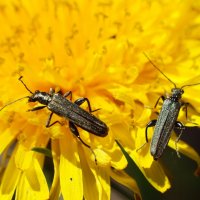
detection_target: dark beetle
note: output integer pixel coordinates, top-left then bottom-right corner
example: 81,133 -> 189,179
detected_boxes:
146,88 -> 185,160
29,89 -> 108,137
144,53 -> 200,160
1,76 -> 108,150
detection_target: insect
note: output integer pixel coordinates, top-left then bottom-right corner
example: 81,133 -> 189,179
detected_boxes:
0,76 -> 109,155
144,54 -> 200,160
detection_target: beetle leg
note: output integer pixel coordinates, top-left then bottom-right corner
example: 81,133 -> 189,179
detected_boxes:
74,97 -> 99,113
69,121 -> 97,164
69,121 -> 90,147
28,105 -> 47,112
184,103 -> 189,120
174,121 -> 184,129
181,102 -> 198,125
63,91 -> 72,100
174,121 -> 185,142
181,102 -> 190,120
28,106 -> 63,127
49,88 -> 55,95
45,112 -> 63,127
137,119 -> 157,152
154,95 -> 165,108
145,119 -> 157,142
174,121 -> 185,158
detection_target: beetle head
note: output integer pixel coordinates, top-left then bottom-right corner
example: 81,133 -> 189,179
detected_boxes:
171,88 -> 184,100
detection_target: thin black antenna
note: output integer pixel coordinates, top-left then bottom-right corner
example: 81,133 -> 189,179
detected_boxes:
181,83 -> 200,89
143,52 -> 177,88
19,76 -> 33,94
0,96 -> 29,111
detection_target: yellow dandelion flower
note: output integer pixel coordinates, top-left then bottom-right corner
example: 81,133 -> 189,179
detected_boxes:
0,0 -> 129,199
0,0 -> 200,200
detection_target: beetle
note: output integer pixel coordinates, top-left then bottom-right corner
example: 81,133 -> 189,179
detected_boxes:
144,53 -> 200,160
0,76 -> 109,153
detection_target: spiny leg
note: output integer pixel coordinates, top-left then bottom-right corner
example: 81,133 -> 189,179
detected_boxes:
69,121 -> 97,164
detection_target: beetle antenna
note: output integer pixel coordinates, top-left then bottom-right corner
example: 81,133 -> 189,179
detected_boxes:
0,96 -> 29,111
181,83 -> 200,89
19,76 -> 33,94
143,52 -> 177,88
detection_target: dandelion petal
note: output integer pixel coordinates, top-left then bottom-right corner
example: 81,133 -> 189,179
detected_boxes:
0,150 -> 20,199
60,133 -> 83,200
16,158 -> 49,200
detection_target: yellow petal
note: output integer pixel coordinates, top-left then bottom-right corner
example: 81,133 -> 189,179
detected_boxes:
93,148 -> 111,167
90,166 -> 111,200
15,144 -> 34,170
49,139 -> 61,200
134,127 -> 153,168
59,132 -> 83,200
0,148 -> 21,200
142,162 -> 171,193
109,168 -> 141,198
0,128 -> 16,154
16,158 -> 49,200
135,106 -> 152,127
131,153 -> 171,193
110,143 -> 128,170
78,146 -> 100,200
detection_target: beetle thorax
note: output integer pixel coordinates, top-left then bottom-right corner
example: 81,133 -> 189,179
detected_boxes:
28,90 -> 52,105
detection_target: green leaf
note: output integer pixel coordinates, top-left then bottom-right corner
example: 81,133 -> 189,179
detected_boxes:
31,147 -> 52,158
116,140 -> 162,200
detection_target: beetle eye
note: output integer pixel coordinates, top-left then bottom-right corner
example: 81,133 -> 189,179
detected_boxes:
28,97 -> 32,102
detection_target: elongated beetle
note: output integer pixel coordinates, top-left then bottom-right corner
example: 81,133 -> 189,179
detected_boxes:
0,76 -> 108,156
144,54 -> 200,160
